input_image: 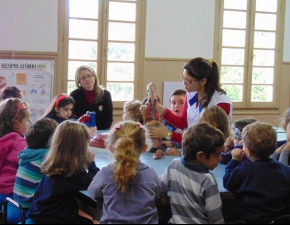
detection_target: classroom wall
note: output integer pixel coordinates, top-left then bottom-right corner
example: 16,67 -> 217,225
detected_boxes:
0,0 -> 289,125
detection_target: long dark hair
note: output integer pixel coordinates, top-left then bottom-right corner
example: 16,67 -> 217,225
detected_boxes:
183,57 -> 226,108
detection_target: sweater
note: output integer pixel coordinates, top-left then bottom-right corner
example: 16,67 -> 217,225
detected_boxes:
223,158 -> 290,223
70,88 -> 113,130
13,147 -> 48,208
0,132 -> 27,195
28,162 -> 99,224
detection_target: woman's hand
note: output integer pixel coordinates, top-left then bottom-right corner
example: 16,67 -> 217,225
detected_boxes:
147,121 -> 168,139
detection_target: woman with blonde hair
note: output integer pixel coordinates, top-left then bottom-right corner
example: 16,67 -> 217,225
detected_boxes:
70,65 -> 113,130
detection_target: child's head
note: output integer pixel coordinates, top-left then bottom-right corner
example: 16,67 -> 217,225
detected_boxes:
242,122 -> 276,159
42,93 -> 75,120
25,118 -> 58,149
41,120 -> 91,177
182,122 -> 225,170
169,89 -> 186,116
199,105 -> 232,138
0,86 -> 23,100
280,108 -> 290,141
106,121 -> 152,192
0,98 -> 31,137
233,117 -> 258,145
122,99 -> 143,123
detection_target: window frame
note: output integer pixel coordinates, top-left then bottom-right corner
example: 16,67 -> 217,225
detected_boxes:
214,0 -> 285,111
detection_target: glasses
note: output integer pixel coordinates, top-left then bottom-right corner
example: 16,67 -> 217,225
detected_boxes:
180,74 -> 197,85
79,74 -> 94,82
14,101 -> 28,120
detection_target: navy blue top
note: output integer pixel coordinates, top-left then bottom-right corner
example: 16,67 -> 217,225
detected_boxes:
223,158 -> 290,223
28,162 -> 99,224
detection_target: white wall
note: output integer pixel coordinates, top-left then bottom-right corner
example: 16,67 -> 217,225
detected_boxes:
145,0 -> 215,58
283,0 -> 290,61
0,0 -> 58,52
0,0 -> 289,61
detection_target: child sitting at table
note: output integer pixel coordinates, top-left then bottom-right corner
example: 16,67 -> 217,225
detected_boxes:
160,122 -> 225,224
270,107 -> 290,166
223,122 -> 290,224
221,117 -> 258,165
28,120 -> 99,224
122,99 -> 143,123
40,93 -> 76,124
88,121 -> 161,224
0,98 -> 30,205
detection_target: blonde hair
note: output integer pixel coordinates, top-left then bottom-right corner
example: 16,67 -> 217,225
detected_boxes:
75,65 -> 104,103
200,105 -> 232,138
242,122 -> 276,158
0,98 -> 30,137
41,120 -> 91,177
106,121 -> 152,193
123,100 -> 143,123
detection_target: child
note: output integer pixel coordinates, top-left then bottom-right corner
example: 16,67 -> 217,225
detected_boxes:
270,107 -> 290,166
0,86 -> 23,101
160,122 -> 225,224
88,121 -> 161,224
13,118 -> 58,210
0,98 -> 31,204
162,89 -> 186,148
223,122 -> 290,223
221,117 -> 258,165
40,93 -> 76,123
122,99 -> 143,123
28,120 -> 100,224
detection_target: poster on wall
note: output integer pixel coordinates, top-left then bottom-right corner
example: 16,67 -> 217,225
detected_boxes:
0,59 -> 53,123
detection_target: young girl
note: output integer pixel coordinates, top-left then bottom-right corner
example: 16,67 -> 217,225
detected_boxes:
122,99 -> 143,123
88,121 -> 161,224
40,93 -> 76,123
271,108 -> 290,166
28,120 -> 100,224
0,98 -> 31,204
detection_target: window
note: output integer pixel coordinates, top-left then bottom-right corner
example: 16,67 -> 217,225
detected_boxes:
64,0 -> 144,108
216,0 -> 285,109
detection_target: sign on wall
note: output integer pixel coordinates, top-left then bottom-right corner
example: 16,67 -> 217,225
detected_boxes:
0,59 -> 53,123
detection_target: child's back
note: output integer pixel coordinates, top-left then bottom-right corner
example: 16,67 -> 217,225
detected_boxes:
88,121 -> 161,224
160,122 -> 225,224
223,122 -> 290,223
13,118 -> 58,209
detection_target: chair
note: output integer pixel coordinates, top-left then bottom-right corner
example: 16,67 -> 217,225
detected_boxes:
269,215 -> 290,224
2,197 -> 34,224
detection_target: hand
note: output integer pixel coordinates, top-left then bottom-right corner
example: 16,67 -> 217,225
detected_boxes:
147,121 -> 168,139
231,148 -> 244,161
224,137 -> 234,152
87,151 -> 95,163
275,143 -> 286,155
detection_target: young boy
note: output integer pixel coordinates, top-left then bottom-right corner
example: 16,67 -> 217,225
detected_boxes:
223,122 -> 290,224
162,89 -> 186,148
160,122 -> 225,224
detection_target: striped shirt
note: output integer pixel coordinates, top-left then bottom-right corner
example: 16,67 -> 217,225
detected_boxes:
160,158 -> 224,224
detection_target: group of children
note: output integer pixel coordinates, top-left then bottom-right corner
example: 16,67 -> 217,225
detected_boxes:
2,84 -> 290,224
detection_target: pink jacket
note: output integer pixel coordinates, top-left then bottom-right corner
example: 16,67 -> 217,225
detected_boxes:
0,132 -> 27,194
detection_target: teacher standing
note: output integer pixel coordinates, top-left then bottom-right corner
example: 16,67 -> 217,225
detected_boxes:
150,57 -> 233,143
70,65 -> 113,130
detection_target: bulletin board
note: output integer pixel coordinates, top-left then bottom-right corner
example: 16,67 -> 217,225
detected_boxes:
0,59 -> 53,123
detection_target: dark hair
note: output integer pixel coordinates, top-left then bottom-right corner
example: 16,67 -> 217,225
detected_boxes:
234,117 -> 258,133
40,93 -> 75,119
183,57 -> 226,108
25,118 -> 58,149
169,89 -> 186,102
182,122 -> 225,160
0,86 -> 22,100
